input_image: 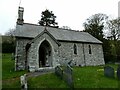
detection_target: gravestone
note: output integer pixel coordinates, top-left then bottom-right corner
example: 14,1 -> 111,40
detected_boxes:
104,66 -> 114,78
55,66 -> 63,79
68,60 -> 75,67
20,74 -> 27,90
63,65 -> 74,88
117,65 -> 120,80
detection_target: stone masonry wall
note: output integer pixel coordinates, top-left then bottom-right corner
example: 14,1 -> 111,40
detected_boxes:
27,33 -> 60,72
15,38 -> 31,70
84,44 -> 105,66
15,37 -> 105,71
58,42 -> 85,66
58,42 -> 105,66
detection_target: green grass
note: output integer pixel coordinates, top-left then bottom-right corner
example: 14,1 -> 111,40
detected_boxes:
2,78 -> 21,88
2,53 -> 27,88
2,53 -> 120,88
28,73 -> 69,88
2,53 -> 27,80
28,66 -> 119,88
73,66 -> 119,88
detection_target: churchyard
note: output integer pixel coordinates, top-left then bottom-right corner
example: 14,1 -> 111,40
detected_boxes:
2,53 -> 120,88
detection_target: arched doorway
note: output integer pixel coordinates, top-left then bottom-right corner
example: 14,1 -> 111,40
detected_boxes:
39,40 -> 52,68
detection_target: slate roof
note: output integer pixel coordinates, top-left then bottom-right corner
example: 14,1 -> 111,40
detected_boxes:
14,23 -> 102,44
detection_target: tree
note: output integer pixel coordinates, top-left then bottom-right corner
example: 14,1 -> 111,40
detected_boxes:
116,40 -> 120,62
102,39 -> 112,63
5,28 -> 15,36
107,18 -> 120,41
3,28 -> 16,53
83,13 -> 115,63
38,9 -> 58,28
2,36 -> 15,53
106,18 -> 120,62
4,28 -> 16,45
83,13 -> 108,41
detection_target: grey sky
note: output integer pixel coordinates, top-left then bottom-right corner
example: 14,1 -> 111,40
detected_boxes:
0,0 -> 119,35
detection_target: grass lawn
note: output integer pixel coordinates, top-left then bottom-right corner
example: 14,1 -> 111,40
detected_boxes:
28,73 -> 69,88
73,66 -> 119,88
2,53 -> 27,88
2,53 -> 120,88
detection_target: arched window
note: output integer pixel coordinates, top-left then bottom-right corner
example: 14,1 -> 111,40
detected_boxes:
89,45 -> 92,54
74,44 -> 77,54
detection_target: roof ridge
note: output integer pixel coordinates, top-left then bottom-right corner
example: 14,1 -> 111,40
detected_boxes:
23,22 -> 83,32
24,23 -> 40,26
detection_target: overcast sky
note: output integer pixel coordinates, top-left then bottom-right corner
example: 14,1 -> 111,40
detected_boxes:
0,0 -> 119,35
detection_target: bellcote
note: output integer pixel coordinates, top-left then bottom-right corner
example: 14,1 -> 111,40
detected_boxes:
17,7 -> 24,25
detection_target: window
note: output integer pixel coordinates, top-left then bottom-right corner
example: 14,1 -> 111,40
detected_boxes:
89,45 -> 92,54
74,44 -> 77,54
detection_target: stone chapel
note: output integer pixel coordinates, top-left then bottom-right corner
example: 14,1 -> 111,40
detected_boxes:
14,7 -> 105,72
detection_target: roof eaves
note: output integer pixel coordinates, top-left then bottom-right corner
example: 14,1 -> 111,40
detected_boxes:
58,40 -> 102,44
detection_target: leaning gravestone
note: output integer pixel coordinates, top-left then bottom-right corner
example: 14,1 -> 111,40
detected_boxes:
63,65 -> 74,88
104,66 -> 114,78
55,66 -> 63,79
117,65 -> 120,80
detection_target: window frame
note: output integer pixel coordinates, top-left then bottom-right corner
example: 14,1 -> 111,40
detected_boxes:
89,45 -> 92,54
74,44 -> 77,55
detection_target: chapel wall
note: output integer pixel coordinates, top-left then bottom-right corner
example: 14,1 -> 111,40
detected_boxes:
58,42 -> 85,66
15,38 -> 31,70
58,42 -> 105,66
84,44 -> 105,66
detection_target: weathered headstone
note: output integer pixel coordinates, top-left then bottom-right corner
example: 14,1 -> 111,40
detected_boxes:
55,66 -> 63,79
63,65 -> 74,88
104,66 -> 114,78
117,65 -> 120,80
20,74 -> 27,90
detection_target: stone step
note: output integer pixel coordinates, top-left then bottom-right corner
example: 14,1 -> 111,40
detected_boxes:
35,67 -> 55,72
27,67 -> 55,78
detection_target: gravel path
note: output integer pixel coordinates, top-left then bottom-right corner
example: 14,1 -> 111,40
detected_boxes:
27,71 -> 54,78
26,67 -> 55,78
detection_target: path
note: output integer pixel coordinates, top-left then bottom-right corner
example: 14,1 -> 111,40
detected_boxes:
26,67 -> 55,78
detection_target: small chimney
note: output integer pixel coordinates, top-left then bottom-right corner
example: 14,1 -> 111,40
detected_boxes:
17,7 -> 24,25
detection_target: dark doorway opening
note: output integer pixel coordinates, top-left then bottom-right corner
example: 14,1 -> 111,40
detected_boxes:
39,47 -> 46,67
39,40 -> 51,68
